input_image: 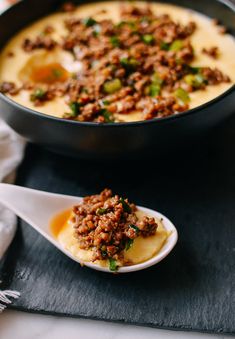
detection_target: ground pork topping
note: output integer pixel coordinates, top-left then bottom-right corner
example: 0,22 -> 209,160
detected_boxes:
72,188 -> 158,271
202,46 -> 220,59
0,3 -> 231,122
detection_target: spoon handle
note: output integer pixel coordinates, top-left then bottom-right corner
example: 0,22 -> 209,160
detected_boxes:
0,183 -> 80,233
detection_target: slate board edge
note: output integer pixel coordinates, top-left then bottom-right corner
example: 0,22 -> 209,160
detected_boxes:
8,304 -> 235,335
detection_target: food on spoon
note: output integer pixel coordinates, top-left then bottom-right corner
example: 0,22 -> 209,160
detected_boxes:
0,1 -> 234,122
51,189 -> 169,271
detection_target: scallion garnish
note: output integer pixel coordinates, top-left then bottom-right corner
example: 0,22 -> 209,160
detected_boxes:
119,197 -> 132,213
160,41 -> 170,50
103,79 -> 122,94
110,36 -> 120,47
141,34 -> 154,45
98,108 -> 114,123
188,66 -> 201,74
174,87 -> 190,104
82,17 -> 97,27
102,99 -> 110,106
52,68 -> 62,78
93,24 -> 101,37
30,88 -> 46,102
109,258 -> 118,272
184,74 -> 205,88
125,238 -> 134,251
148,83 -> 161,97
129,224 -> 140,234
169,39 -> 183,51
69,101 -> 81,117
96,207 -> 108,215
101,249 -> 107,258
151,72 -> 163,86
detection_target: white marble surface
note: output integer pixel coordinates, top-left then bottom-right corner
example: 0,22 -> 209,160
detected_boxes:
0,310 -> 227,339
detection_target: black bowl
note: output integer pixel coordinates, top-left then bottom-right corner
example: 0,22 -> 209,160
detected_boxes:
0,0 -> 235,159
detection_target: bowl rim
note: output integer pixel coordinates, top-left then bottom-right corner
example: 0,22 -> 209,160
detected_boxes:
0,0 -> 234,129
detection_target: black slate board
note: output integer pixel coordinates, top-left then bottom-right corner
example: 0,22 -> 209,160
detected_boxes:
1,117 -> 235,334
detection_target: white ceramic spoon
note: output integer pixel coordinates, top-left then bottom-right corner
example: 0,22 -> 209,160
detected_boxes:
0,183 -> 178,273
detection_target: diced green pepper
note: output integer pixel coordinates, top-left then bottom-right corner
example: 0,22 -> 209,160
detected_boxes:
169,39 -> 183,51
141,34 -> 154,45
174,87 -> 190,104
103,79 -> 122,94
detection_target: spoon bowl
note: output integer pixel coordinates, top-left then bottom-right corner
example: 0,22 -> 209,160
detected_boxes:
0,183 -> 178,273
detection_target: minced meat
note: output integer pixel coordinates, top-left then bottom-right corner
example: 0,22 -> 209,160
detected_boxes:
72,188 -> 158,270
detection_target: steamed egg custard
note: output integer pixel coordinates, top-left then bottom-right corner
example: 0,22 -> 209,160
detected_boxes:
0,1 -> 234,122
51,189 -> 169,272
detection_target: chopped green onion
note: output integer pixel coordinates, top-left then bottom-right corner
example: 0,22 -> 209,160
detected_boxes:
82,17 -> 97,27
188,66 -> 201,74
69,102 -> 81,117
110,36 -> 120,47
101,249 -> 107,258
102,99 -> 110,106
152,72 -> 163,86
141,16 -> 151,24
184,74 -> 205,88
119,197 -> 132,213
148,84 -> 161,97
129,224 -> 140,234
184,74 -> 195,86
194,74 -> 205,85
103,78 -> 122,94
96,207 -> 108,215
109,258 -> 118,272
147,72 -> 163,97
93,24 -> 101,36
116,20 -> 126,28
30,88 -> 46,102
125,238 -> 134,251
174,87 -> 190,104
120,57 -> 139,73
127,21 -> 137,30
52,68 -> 62,78
169,39 -> 183,51
116,20 -> 136,29
160,41 -> 170,50
141,34 -> 154,45
99,108 -> 114,123
81,87 -> 89,93
176,58 -> 183,65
